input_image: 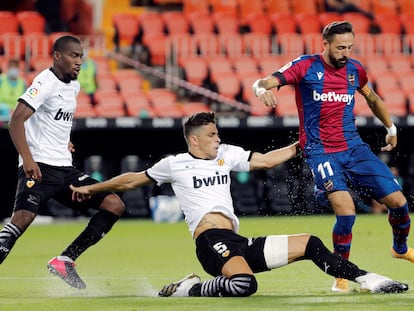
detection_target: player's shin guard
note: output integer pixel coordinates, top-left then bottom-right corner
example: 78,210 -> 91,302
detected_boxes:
304,235 -> 366,281
388,204 -> 411,254
61,210 -> 119,260
0,223 -> 22,264
192,274 -> 257,297
333,215 -> 355,259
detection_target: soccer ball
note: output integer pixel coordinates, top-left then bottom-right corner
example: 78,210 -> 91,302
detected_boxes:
149,195 -> 183,223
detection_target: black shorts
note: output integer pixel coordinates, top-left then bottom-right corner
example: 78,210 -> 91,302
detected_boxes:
195,229 -> 269,277
14,162 -> 112,214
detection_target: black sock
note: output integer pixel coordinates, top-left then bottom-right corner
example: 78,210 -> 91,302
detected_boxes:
61,210 -> 119,260
304,236 -> 366,281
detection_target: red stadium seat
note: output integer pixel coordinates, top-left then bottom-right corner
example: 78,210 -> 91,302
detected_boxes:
374,13 -> 402,34
194,33 -> 220,57
219,33 -> 244,57
245,13 -> 272,35
239,0 -> 265,25
112,13 -> 140,49
139,12 -> 165,44
291,0 -> 318,14
162,11 -> 190,35
248,96 -> 273,116
270,13 -> 297,34
16,11 -> 46,34
232,56 -> 259,78
180,55 -> 208,86
342,13 -> 371,34
214,72 -> 241,100
213,12 -> 240,34
182,0 -> 209,16
181,102 -> 210,115
207,55 -> 233,83
243,33 -> 272,59
143,33 -> 168,66
296,13 -> 321,34
266,0 -> 291,15
187,12 -> 214,34
275,86 -> 297,116
94,93 -> 126,117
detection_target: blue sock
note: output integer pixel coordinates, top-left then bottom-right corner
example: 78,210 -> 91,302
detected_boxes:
333,215 -> 356,259
388,203 -> 411,254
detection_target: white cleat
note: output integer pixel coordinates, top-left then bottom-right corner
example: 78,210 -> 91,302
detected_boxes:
158,273 -> 201,297
355,273 -> 408,293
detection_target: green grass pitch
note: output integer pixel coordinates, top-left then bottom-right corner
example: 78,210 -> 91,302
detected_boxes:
0,214 -> 413,311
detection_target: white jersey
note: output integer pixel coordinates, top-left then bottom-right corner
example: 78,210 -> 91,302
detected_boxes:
18,68 -> 80,167
146,144 -> 252,238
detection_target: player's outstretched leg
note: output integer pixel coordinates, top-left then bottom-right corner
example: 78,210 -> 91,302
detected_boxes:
388,204 -> 413,262
0,223 -> 22,264
47,256 -> 86,289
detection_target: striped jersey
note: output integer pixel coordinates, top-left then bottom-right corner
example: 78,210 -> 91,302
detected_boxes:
146,144 -> 252,238
272,54 -> 368,156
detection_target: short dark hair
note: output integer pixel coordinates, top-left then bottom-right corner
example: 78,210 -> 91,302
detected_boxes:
183,112 -> 215,139
322,21 -> 354,43
52,35 -> 81,52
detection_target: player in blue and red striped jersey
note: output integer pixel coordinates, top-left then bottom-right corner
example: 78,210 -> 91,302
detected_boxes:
253,21 -> 413,293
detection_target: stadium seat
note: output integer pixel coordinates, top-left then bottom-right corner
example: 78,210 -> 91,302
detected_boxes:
210,0 -> 238,16
373,73 -> 400,94
180,55 -> 208,86
96,74 -> 118,91
16,11 -> 46,34
244,12 -> 272,35
266,0 -> 292,15
123,91 -> 155,117
342,13 -> 372,34
91,56 -> 111,75
212,12 -> 240,34
214,72 -> 241,100
276,33 -> 305,56
295,13 -> 321,34
275,86 -> 297,116
112,12 -> 140,50
182,0 -> 209,16
374,13 -> 402,34
238,0 -> 265,25
303,33 -> 323,54
372,0 -> 398,15
24,33 -> 50,58
169,33 -> 197,61
143,33 -> 168,66
318,12 -> 343,28
194,33 -> 220,57
74,93 -> 97,118
207,55 -> 234,83
353,91 -> 372,116
232,55 -> 259,78
30,55 -> 52,73
139,12 -> 165,44
397,71 -> 414,95
247,95 -> 273,116
400,13 -> 414,35
94,93 -> 126,117
147,88 -> 178,108
117,75 -> 143,93
291,0 -> 318,14
180,102 -> 210,115
239,72 -> 262,101
0,11 -> 19,35
375,34 -> 403,55
270,13 -> 297,34
162,11 -> 190,35
243,33 -> 272,59
387,55 -> 413,75
153,104 -> 184,118
219,33 -> 244,57
257,54 -> 284,74
187,12 -> 214,34
399,0 -> 414,14
381,90 -> 407,117
1,33 -> 25,59
352,33 -> 376,56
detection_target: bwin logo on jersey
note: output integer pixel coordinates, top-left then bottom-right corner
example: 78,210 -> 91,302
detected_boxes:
193,172 -> 229,188
54,108 -> 74,121
312,90 -> 354,104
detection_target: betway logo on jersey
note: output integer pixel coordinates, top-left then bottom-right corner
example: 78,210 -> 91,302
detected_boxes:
193,172 -> 229,188
312,90 -> 354,104
54,108 -> 74,121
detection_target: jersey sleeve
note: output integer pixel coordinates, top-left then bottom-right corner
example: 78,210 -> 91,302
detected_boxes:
19,72 -> 54,111
146,155 -> 174,185
271,55 -> 310,86
222,144 -> 251,172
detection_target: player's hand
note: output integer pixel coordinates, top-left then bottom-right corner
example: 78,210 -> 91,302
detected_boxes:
258,90 -> 278,108
68,141 -> 75,153
23,159 -> 42,182
381,133 -> 397,152
70,184 -> 92,202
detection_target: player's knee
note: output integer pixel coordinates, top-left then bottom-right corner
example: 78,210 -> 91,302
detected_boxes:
100,193 -> 125,216
227,274 -> 257,297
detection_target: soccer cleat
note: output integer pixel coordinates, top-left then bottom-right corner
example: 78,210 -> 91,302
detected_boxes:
158,273 -> 201,297
356,272 -> 409,293
391,247 -> 414,263
47,256 -> 86,289
331,278 -> 350,293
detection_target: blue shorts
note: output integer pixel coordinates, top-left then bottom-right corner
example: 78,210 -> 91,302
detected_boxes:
305,143 -> 401,201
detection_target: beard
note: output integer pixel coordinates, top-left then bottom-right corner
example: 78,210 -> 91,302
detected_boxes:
328,54 -> 348,69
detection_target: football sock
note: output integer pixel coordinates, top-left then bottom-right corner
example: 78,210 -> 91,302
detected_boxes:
388,203 -> 411,254
332,215 -> 355,259
61,210 -> 119,260
0,223 -> 22,264
304,235 -> 366,281
190,274 -> 257,297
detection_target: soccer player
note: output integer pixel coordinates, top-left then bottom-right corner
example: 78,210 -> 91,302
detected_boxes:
70,112 -> 408,297
2,35 -> 125,289
252,21 -> 413,293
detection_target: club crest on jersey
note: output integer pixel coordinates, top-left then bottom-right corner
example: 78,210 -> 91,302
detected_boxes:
217,159 -> 225,166
323,180 -> 334,192
27,87 -> 39,98
348,74 -> 355,86
26,178 -> 35,188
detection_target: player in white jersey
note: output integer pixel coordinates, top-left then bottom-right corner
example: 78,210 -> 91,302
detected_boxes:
70,112 -> 407,296
1,35 -> 125,289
